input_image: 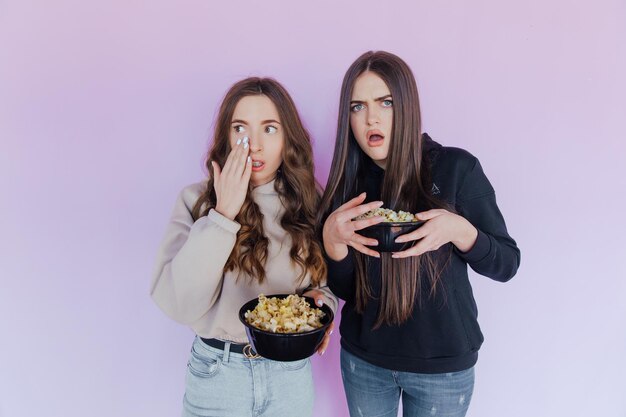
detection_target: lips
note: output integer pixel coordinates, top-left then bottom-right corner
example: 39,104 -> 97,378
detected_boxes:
366,130 -> 385,147
251,159 -> 265,172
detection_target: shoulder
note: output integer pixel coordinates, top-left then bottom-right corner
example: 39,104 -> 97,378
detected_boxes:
177,180 -> 209,211
423,133 -> 479,175
423,133 -> 494,199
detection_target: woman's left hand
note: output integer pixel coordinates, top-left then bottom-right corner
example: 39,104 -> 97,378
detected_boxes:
302,289 -> 334,356
391,209 -> 478,258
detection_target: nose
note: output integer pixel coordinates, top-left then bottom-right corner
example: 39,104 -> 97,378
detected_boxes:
248,133 -> 262,152
367,107 -> 380,126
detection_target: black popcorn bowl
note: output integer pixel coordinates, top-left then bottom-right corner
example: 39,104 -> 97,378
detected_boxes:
359,220 -> 426,252
238,294 -> 334,362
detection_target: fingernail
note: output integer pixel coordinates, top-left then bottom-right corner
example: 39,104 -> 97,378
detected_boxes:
242,136 -> 249,144
316,299 -> 323,307
244,142 -> 248,149
236,138 -> 242,145
247,156 -> 251,163
320,350 -> 325,356
329,330 -> 334,336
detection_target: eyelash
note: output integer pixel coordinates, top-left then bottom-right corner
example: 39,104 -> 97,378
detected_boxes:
351,104 -> 365,112
350,100 -> 393,112
233,125 -> 278,134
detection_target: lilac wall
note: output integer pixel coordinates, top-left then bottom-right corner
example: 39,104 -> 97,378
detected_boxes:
1,1 -> 625,416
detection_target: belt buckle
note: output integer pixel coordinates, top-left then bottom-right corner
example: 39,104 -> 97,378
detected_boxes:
243,344 -> 261,359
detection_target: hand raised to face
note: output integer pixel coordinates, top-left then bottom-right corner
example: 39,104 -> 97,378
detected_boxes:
212,136 -> 252,220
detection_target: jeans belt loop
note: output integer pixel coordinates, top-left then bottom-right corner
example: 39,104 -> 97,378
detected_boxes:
223,341 -> 231,363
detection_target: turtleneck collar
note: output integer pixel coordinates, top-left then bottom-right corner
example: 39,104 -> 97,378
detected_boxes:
365,156 -> 386,179
251,178 -> 278,196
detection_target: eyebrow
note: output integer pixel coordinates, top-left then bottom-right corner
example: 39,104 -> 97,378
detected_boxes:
231,119 -> 281,125
350,94 -> 392,104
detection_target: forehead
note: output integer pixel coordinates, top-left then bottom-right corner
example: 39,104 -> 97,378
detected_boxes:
232,95 -> 280,122
351,71 -> 391,99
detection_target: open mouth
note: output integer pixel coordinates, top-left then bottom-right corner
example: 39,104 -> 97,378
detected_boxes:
366,130 -> 385,147
251,160 -> 265,171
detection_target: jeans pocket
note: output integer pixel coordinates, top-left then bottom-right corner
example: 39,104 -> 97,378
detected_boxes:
278,358 -> 309,371
188,345 -> 221,378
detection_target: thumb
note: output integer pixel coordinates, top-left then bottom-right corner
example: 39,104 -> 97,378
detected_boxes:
211,161 -> 222,182
304,289 -> 324,307
211,161 -> 222,195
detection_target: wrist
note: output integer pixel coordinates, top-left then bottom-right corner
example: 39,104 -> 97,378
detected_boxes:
215,204 -> 236,221
324,241 -> 348,261
452,219 -> 478,253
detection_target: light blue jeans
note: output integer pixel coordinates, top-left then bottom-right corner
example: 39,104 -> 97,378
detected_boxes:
340,348 -> 474,417
182,336 -> 314,417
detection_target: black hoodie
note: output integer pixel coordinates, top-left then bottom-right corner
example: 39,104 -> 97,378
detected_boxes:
325,134 -> 521,373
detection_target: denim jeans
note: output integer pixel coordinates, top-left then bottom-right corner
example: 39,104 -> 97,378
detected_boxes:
340,348 -> 474,417
182,336 -> 314,417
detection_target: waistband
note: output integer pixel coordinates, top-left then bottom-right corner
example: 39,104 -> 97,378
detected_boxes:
200,337 -> 261,359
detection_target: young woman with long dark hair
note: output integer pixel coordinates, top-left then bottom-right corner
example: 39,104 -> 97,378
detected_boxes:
319,51 -> 520,417
151,77 -> 336,417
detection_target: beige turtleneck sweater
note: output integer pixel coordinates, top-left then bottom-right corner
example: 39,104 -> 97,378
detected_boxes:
150,179 -> 337,343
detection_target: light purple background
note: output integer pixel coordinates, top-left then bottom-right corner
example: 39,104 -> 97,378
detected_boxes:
1,1 -> 625,416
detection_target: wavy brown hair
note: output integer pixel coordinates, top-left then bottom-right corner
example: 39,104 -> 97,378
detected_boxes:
192,77 -> 326,286
319,51 -> 452,328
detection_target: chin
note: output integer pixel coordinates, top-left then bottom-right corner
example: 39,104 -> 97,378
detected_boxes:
251,170 -> 277,186
366,150 -> 389,163
251,173 -> 265,182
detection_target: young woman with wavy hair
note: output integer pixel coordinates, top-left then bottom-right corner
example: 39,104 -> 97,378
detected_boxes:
151,77 -> 336,417
319,51 -> 520,417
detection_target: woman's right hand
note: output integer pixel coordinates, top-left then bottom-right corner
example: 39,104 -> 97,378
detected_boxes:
322,193 -> 385,259
211,137 -> 252,220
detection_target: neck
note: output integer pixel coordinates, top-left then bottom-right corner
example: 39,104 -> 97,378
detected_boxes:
373,159 -> 387,169
251,175 -> 277,187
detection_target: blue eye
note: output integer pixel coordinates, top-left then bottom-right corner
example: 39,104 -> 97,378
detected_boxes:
234,125 -> 245,133
265,125 -> 278,134
382,99 -> 393,107
351,103 -> 365,112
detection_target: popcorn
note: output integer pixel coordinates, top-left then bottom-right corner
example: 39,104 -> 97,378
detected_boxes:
244,294 -> 325,333
355,208 -> 418,222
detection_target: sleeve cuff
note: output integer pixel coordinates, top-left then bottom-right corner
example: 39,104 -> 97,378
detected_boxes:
207,209 -> 241,234
455,229 -> 492,264
318,286 -> 339,313
324,249 -> 354,276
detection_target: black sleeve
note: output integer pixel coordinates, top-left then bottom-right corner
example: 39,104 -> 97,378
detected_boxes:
454,157 -> 521,282
324,249 -> 356,301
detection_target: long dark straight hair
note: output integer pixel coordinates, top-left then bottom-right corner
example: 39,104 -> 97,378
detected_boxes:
318,51 -> 451,328
192,77 -> 326,287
